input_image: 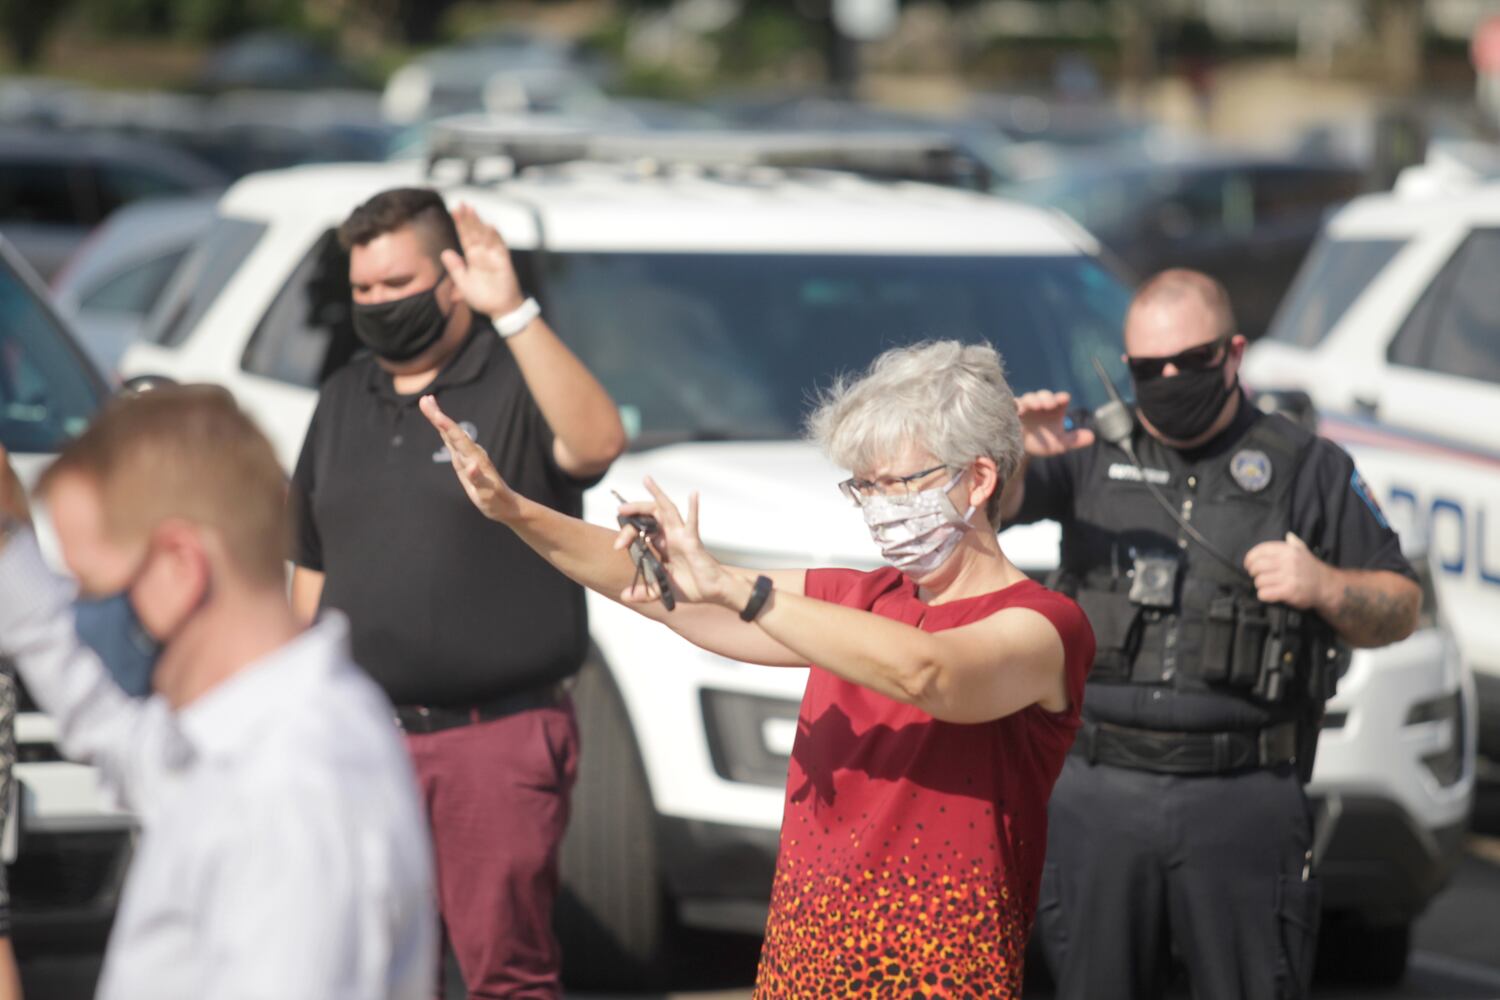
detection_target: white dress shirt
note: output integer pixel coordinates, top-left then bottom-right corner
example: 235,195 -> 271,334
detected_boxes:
0,531 -> 436,1000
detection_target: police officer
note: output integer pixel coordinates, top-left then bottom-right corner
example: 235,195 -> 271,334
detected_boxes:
1002,269 -> 1421,1000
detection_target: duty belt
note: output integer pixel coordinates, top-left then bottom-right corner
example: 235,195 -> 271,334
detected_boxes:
395,681 -> 568,735
1075,719 -> 1300,775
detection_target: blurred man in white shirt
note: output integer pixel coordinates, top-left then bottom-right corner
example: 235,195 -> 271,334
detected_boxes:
0,386 -> 434,1000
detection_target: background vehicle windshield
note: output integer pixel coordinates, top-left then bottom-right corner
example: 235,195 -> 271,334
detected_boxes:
242,242 -> 1132,446
1267,236 -> 1405,348
0,253 -> 103,453
537,252 -> 1131,446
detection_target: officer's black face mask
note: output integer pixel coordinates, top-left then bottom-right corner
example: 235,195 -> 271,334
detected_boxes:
1132,360 -> 1235,443
352,277 -> 451,363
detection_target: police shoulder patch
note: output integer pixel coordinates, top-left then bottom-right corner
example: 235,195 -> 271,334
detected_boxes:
1349,469 -> 1390,529
1230,448 -> 1272,493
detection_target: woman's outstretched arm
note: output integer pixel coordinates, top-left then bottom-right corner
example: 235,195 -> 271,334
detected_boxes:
420,395 -> 807,666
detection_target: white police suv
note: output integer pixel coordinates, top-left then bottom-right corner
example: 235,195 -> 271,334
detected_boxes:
117,124 -> 1472,988
1244,145 -> 1500,768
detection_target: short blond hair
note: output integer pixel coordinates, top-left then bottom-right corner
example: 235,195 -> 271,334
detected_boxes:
39,386 -> 289,587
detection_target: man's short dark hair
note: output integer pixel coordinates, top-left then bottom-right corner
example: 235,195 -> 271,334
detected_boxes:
337,187 -> 462,261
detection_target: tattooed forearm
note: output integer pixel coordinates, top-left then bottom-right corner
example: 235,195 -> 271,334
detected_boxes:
1325,575 -> 1421,648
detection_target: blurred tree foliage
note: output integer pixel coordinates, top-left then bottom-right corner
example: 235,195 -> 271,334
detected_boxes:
0,0 -> 75,65
76,0 -> 308,40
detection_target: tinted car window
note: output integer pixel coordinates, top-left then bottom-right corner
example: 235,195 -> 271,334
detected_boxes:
1252,167 -> 1360,227
1170,169 -> 1253,238
540,253 -> 1130,444
0,252 -> 103,452
0,162 -> 88,226
1001,170 -> 1159,242
1268,236 -> 1404,348
93,164 -> 195,219
1388,228 -> 1500,384
238,245 -> 1132,436
79,250 -> 187,315
241,230 -> 359,388
142,215 -> 266,348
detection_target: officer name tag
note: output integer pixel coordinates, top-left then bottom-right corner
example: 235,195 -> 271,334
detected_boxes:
1108,463 -> 1171,485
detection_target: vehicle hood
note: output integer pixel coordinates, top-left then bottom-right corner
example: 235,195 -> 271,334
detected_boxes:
587,440 -> 1061,572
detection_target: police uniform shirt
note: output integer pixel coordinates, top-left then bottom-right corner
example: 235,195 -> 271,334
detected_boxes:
1012,393 -> 1416,731
291,319 -> 597,708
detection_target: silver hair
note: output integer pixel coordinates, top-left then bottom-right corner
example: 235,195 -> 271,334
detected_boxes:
807,340 -> 1022,523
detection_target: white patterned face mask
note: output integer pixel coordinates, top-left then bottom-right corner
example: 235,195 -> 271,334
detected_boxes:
859,473 -> 977,577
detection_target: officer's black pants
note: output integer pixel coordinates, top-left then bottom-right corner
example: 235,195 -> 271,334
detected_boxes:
1036,756 -> 1320,1000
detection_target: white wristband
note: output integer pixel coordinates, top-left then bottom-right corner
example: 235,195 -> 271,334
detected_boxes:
493,297 -> 541,339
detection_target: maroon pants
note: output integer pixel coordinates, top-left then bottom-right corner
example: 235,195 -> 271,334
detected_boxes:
405,699 -> 579,1000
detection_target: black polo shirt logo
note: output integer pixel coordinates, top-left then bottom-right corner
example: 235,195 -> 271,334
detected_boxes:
432,420 -> 479,463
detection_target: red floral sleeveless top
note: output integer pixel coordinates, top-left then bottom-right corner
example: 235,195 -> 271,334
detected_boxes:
753,568 -> 1094,999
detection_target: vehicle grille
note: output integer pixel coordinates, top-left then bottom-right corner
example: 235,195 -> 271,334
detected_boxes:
8,831 -> 130,913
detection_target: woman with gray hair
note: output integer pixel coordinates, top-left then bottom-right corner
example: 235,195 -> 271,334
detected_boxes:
420,339 -> 1093,998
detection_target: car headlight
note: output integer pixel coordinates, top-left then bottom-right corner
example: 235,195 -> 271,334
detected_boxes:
701,689 -> 801,788
1405,690 -> 1466,788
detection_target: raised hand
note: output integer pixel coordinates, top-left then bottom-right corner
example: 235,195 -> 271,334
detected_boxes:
440,202 -> 526,319
612,477 -> 732,608
418,395 -> 519,523
1015,390 -> 1095,458
0,444 -> 30,526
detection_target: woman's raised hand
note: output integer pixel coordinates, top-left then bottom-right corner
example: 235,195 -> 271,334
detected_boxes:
419,395 -> 519,522
613,477 -> 732,608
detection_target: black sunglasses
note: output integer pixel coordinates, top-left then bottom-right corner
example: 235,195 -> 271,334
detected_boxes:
1126,337 -> 1231,382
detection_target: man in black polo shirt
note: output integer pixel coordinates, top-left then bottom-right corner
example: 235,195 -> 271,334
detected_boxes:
289,188 -> 625,999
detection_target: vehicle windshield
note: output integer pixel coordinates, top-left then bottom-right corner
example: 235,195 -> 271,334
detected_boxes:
537,252 -> 1131,446
0,252 -> 103,453
1266,235 -> 1405,348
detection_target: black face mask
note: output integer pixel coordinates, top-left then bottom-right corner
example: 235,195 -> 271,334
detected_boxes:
1133,363 -> 1235,443
352,280 -> 451,362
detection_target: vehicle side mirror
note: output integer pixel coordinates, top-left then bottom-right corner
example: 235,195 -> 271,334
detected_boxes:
1252,388 -> 1318,433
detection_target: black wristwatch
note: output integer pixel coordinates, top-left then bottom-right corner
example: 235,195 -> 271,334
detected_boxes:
739,575 -> 774,622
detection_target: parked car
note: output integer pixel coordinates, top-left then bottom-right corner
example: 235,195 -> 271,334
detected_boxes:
1002,151 -> 1365,338
0,234 -> 132,951
50,194 -> 217,378
26,88 -> 395,181
196,30 -> 370,92
117,128 -> 1473,988
0,128 -> 225,280
381,30 -> 614,125
1243,149 -> 1500,760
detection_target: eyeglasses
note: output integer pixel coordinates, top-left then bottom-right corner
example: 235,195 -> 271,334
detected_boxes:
838,463 -> 952,506
1126,336 -> 1231,382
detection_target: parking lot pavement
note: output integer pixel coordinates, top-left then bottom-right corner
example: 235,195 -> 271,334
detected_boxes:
20,838 -> 1500,999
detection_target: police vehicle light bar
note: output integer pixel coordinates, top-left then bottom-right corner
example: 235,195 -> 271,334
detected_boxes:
422,115 -> 994,191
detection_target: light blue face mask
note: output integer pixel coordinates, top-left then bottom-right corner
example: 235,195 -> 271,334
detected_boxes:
73,591 -> 163,699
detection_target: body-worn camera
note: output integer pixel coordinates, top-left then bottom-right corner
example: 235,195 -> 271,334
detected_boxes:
1128,553 -> 1180,608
